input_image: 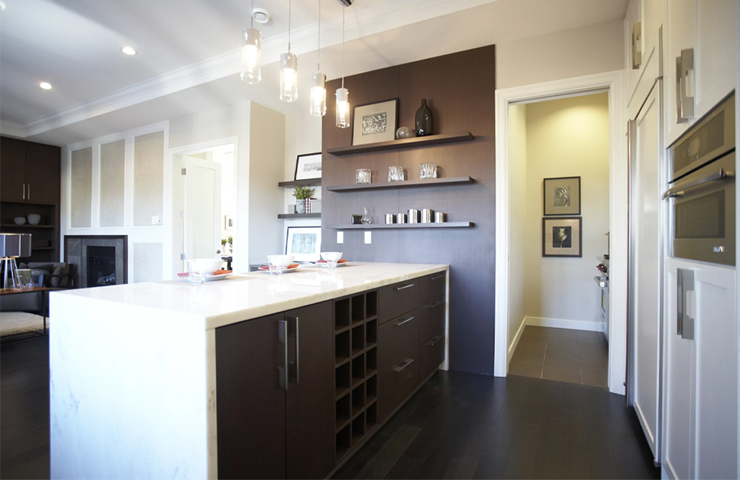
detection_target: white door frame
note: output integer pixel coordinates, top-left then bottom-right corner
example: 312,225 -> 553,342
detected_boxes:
494,70 -> 628,395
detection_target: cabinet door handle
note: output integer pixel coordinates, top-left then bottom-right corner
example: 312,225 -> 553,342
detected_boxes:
676,48 -> 694,123
290,316 -> 300,385
427,301 -> 443,309
393,358 -> 414,373
431,274 -> 445,281
677,269 -> 695,340
27,184 -> 30,200
395,316 -> 414,327
428,335 -> 443,347
278,320 -> 288,390
22,184 -> 26,200
396,283 -> 415,291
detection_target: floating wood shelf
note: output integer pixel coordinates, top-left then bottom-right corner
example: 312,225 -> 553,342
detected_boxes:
0,224 -> 55,229
277,213 -> 321,219
326,176 -> 474,192
327,132 -> 474,156
277,179 -> 322,188
328,222 -> 474,230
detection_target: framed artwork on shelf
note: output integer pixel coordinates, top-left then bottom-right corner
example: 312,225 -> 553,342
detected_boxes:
542,217 -> 582,257
285,226 -> 322,262
294,153 -> 322,181
543,176 -> 581,216
352,98 -> 399,146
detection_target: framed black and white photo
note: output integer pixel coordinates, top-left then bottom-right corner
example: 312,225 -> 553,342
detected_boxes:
294,152 -> 322,181
352,98 -> 399,146
542,217 -> 582,257
285,226 -> 322,262
543,176 -> 581,216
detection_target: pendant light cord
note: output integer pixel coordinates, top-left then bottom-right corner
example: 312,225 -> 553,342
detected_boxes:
288,0 -> 292,52
250,0 -> 254,27
341,6 -> 345,89
317,0 -> 321,71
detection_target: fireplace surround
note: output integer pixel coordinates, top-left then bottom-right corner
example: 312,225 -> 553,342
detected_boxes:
64,235 -> 127,288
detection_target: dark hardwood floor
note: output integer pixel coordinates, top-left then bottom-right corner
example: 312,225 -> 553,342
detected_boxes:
1,336 -> 658,480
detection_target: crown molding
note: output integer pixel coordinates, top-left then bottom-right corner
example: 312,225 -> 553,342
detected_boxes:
23,0 -> 495,137
0,121 -> 27,138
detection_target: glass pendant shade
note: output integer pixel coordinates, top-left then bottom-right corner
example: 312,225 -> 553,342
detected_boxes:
336,87 -> 350,128
240,27 -> 262,84
280,52 -> 298,102
310,72 -> 327,117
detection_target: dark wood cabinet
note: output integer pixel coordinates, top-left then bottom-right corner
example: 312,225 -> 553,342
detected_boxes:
216,302 -> 334,479
0,136 -> 60,204
379,309 -> 419,373
378,279 -> 419,324
1,137 -> 27,202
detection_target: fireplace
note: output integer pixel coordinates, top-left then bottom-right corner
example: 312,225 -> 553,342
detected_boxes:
64,235 -> 127,288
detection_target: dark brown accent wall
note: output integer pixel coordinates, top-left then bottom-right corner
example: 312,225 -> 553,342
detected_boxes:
321,46 -> 496,375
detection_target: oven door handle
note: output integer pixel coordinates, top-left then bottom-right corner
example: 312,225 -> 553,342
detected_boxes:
662,168 -> 734,200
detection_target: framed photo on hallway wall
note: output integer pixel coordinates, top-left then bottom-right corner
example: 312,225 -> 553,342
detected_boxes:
542,217 -> 582,257
543,176 -> 581,216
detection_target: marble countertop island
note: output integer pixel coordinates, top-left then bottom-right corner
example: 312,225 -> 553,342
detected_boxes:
50,262 -> 448,479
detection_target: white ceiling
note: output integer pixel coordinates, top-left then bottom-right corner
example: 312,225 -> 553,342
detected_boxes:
0,0 -> 628,145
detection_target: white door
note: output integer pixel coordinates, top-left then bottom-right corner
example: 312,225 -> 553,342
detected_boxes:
631,81 -> 664,461
173,156 -> 222,272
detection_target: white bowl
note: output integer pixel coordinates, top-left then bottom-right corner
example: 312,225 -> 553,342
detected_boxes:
267,254 -> 295,267
320,252 -> 343,262
188,258 -> 224,275
13,217 -> 26,225
27,214 -> 41,225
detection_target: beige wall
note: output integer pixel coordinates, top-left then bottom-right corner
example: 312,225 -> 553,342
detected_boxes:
508,104 -> 528,348
497,19 -> 624,89
522,93 -> 610,324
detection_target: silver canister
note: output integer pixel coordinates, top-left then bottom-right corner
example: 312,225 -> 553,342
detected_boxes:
396,213 -> 407,224
421,208 -> 434,223
408,209 -> 420,224
385,214 -> 395,224
435,211 -> 446,223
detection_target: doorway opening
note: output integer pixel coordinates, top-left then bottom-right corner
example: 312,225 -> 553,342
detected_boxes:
494,71 -> 627,395
171,142 -> 237,276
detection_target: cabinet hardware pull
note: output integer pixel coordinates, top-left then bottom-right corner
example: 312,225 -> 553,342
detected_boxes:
396,283 -> 415,291
278,320 -> 288,390
677,269 -> 695,340
393,358 -> 414,373
427,301 -> 443,309
428,335 -> 443,347
22,184 -> 26,200
27,184 -> 30,200
675,48 -> 694,123
431,274 -> 445,281
662,168 -> 732,200
293,316 -> 300,384
395,316 -> 414,327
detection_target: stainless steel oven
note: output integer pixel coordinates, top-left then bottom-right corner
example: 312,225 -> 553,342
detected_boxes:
664,93 -> 735,266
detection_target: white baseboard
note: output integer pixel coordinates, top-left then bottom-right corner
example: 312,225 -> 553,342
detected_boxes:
525,316 -> 603,332
507,318 -> 528,366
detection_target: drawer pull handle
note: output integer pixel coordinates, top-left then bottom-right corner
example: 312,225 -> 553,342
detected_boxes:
395,316 -> 414,327
431,274 -> 445,281
427,301 -> 443,309
393,358 -> 414,373
396,283 -> 415,291
428,336 -> 443,347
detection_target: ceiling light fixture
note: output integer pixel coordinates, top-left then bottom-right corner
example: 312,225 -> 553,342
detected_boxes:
252,7 -> 271,24
309,0 -> 326,117
336,3 -> 350,128
241,0 -> 262,84
39,82 -> 52,90
280,0 -> 298,102
121,46 -> 137,56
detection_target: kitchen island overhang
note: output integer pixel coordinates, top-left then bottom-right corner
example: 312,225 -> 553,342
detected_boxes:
50,262 -> 449,479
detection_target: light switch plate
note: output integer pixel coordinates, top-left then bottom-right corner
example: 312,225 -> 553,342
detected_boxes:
364,231 -> 372,244
337,231 -> 344,244
151,215 -> 161,225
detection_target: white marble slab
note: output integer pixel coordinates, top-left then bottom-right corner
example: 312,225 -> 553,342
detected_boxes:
50,262 -> 447,479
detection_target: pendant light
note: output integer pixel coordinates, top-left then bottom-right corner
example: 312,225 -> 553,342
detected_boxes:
280,0 -> 298,102
335,5 -> 350,128
309,0 -> 327,116
240,0 -> 262,84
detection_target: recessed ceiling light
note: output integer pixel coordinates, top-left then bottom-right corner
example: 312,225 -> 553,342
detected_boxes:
252,8 -> 271,24
39,82 -> 52,90
121,46 -> 137,56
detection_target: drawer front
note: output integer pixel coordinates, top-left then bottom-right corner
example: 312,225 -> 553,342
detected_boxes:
379,309 -> 419,373
419,331 -> 445,380
420,271 -> 446,306
378,349 -> 419,423
379,280 -> 420,324
418,300 -> 445,344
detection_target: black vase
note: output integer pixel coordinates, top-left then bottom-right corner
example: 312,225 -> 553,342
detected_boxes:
415,98 -> 434,136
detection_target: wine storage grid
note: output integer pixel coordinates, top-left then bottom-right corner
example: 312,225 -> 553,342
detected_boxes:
334,290 -> 379,463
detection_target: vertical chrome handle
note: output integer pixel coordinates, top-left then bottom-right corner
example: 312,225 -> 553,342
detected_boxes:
279,320 -> 288,390
677,268 -> 695,340
288,316 -> 300,385
22,184 -> 26,200
631,22 -> 642,69
676,269 -> 684,336
27,184 -> 30,200
676,48 -> 694,123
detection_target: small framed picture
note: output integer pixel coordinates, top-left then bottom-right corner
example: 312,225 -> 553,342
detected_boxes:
542,217 -> 582,257
294,153 -> 322,181
285,226 -> 322,262
352,98 -> 399,146
543,176 -> 581,216
224,215 -> 234,230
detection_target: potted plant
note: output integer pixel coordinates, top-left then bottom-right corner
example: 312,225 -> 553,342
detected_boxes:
293,186 -> 315,214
